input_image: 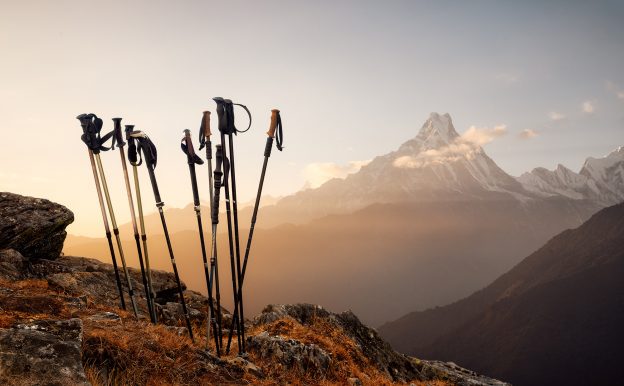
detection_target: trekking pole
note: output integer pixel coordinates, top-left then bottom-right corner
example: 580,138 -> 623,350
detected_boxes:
130,130 -> 195,342
126,125 -> 158,323
181,128 -> 219,350
112,118 -> 157,323
213,98 -> 242,353
214,97 -> 253,355
77,114 -> 126,310
78,114 -> 139,318
199,111 -> 223,353
226,109 -> 283,353
210,143 -> 227,355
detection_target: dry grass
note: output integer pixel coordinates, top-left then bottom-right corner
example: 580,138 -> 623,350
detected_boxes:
0,278 -> 453,386
246,317 -> 453,386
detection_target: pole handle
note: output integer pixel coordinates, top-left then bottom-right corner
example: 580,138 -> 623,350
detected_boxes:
267,109 -> 280,138
112,118 -> 125,147
202,111 -> 212,137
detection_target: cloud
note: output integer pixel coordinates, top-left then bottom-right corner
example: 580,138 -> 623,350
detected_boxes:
303,160 -> 371,188
518,129 -> 538,140
393,124 -> 507,169
606,81 -> 624,100
548,111 -> 566,121
582,101 -> 595,114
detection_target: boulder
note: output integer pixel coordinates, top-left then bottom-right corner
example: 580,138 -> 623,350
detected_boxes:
0,318 -> 89,386
247,331 -> 331,375
0,192 -> 73,260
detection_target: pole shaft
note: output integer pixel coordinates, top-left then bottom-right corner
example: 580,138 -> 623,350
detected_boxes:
219,132 -> 243,354
94,153 -> 140,318
227,146 -> 271,352
227,134 -> 246,354
146,165 -> 195,342
119,147 -> 157,323
206,154 -> 221,352
88,150 -> 126,310
133,165 -> 157,322
187,161 -> 218,350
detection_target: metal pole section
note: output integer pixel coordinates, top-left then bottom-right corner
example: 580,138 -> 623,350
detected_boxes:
205,132 -> 223,353
94,153 -> 139,318
198,111 -> 222,350
136,135 -> 194,342
132,165 -> 158,322
226,146 -> 270,351
206,148 -> 223,353
210,144 -> 227,355
226,134 -> 246,354
242,153 -> 269,278
88,150 -> 126,310
219,130 -> 243,354
118,145 -> 157,323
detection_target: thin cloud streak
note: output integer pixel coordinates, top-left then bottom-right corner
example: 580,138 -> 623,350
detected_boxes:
582,101 -> 595,114
549,111 -> 566,121
519,129 -> 538,140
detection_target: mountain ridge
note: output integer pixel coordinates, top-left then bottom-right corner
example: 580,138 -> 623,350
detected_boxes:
378,202 -> 624,386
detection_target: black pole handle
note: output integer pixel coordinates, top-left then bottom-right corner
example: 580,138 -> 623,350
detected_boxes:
213,97 -> 227,135
211,144 -> 224,224
112,117 -> 125,148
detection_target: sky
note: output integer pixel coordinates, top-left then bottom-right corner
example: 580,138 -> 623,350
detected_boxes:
1,0 -> 623,236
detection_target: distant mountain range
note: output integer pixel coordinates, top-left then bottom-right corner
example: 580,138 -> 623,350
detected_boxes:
518,146 -> 624,205
64,113 -> 622,326
378,202 -> 624,386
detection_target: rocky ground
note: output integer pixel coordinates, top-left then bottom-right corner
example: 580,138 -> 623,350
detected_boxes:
0,192 -> 510,385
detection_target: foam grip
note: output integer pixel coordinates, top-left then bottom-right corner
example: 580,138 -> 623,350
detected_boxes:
202,111 -> 211,137
267,109 -> 280,138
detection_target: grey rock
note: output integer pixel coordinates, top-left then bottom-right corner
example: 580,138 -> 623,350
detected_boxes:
0,318 -> 89,386
0,249 -> 28,280
247,331 -> 331,376
86,312 -> 121,322
0,192 -> 73,260
417,360 -> 511,386
226,356 -> 264,378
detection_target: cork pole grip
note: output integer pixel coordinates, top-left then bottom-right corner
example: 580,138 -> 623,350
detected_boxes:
202,111 -> 212,137
267,109 -> 280,138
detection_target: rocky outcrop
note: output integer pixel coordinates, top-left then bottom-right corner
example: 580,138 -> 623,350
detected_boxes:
247,331 -> 331,375
252,304 -> 509,385
0,319 -> 89,386
0,192 -> 73,260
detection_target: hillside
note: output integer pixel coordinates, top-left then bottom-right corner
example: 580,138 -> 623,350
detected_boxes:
0,192 -> 509,386
379,202 -> 624,386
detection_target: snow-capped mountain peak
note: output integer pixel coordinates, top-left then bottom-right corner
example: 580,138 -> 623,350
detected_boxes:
416,112 -> 460,146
